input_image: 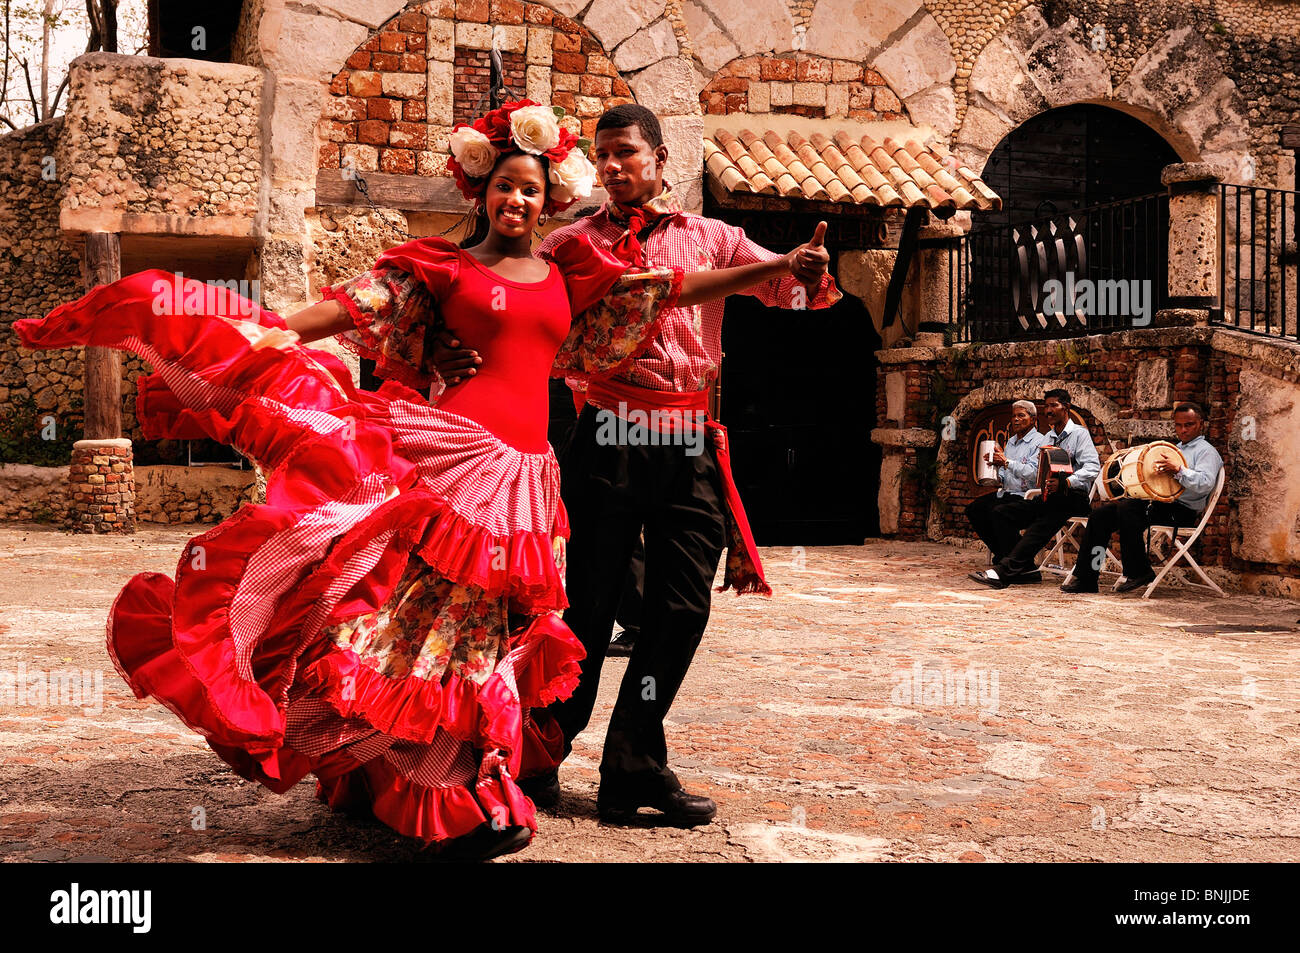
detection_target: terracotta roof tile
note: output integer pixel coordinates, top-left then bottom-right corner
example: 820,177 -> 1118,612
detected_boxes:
705,127 -> 1002,211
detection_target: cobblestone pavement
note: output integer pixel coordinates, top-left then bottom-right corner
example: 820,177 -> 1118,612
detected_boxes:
1,524 -> 1298,863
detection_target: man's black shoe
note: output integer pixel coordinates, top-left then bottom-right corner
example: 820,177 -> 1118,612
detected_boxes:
518,770 -> 560,810
597,787 -> 717,827
1006,570 -> 1043,584
1060,577 -> 1098,594
1114,573 -> 1156,594
606,629 -> 637,657
969,570 -> 1010,590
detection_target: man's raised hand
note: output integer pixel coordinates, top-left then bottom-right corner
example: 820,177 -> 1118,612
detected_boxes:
429,328 -> 481,385
787,220 -> 830,286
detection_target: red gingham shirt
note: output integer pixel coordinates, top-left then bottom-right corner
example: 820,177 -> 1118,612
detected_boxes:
536,198 -> 840,393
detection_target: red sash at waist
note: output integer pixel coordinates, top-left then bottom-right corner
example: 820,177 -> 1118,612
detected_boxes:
580,377 -> 770,596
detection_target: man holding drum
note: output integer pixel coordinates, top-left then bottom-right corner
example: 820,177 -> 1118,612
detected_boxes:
970,388 -> 1100,589
1061,402 -> 1223,594
966,399 -> 1048,565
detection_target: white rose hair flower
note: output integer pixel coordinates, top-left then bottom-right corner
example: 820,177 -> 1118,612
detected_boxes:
509,104 -> 562,155
448,127 -> 499,178
548,147 -> 598,205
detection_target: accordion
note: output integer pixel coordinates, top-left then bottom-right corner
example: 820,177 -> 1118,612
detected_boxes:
1036,445 -> 1074,499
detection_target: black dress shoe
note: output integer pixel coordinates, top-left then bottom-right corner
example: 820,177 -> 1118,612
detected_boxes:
597,787 -> 717,827
518,770 -> 560,810
1114,573 -> 1156,593
1006,570 -> 1043,584
606,629 -> 637,657
969,570 -> 1010,590
1060,577 -> 1098,594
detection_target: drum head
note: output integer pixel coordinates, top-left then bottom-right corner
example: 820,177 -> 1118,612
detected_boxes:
1137,442 -> 1185,502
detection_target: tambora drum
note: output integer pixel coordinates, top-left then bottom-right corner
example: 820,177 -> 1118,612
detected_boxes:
1101,441 -> 1186,502
975,439 -> 1001,486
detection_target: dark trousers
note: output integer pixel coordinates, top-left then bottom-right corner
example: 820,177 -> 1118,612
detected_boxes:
1072,499 -> 1199,584
542,405 -> 726,795
616,541 -> 645,634
966,491 -> 1037,563
992,488 -> 1092,577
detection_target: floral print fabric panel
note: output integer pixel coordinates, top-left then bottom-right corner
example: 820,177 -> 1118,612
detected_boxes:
552,268 -> 683,381
323,267 -> 446,395
325,557 -> 506,686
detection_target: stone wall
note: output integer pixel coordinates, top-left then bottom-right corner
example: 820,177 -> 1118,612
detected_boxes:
0,463 -> 256,525
874,324 -> 1300,595
58,53 -> 264,231
0,119 -> 82,449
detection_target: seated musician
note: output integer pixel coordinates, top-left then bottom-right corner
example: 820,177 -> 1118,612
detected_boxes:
1061,402 -> 1223,594
970,387 -> 1100,589
965,399 -> 1048,564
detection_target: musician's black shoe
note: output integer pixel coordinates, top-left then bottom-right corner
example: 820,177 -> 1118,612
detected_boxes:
1114,573 -> 1156,594
597,787 -> 717,827
518,770 -> 561,810
1060,577 -> 1098,594
969,570 -> 1010,590
606,628 -> 637,657
1006,570 -> 1043,584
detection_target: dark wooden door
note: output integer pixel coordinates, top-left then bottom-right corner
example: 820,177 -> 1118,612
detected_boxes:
719,268 -> 880,545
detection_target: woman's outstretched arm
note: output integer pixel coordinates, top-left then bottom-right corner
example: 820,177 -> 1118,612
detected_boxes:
285,298 -> 353,344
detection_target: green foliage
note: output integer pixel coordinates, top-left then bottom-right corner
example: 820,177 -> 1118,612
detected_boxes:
1056,341 -> 1091,368
0,395 -> 83,466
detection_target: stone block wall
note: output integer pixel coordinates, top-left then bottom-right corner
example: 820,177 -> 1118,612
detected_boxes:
698,55 -> 903,120
58,53 -> 264,226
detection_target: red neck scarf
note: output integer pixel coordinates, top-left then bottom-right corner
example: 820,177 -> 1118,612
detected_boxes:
607,188 -> 683,266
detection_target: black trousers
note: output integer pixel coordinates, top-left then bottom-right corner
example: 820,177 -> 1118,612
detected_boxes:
992,488 -> 1092,577
542,405 -> 726,795
966,491 -> 1037,563
1072,499 -> 1199,585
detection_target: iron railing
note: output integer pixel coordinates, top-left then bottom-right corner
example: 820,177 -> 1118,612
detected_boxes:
1213,183 -> 1299,339
952,192 -> 1169,342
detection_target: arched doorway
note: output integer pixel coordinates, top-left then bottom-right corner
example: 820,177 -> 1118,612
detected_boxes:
977,104 -> 1181,227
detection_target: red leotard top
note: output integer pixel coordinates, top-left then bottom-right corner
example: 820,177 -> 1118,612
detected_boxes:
432,248 -> 569,453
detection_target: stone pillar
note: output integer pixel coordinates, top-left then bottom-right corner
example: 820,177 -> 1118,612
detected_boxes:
916,221 -> 965,346
67,438 -> 136,533
1161,162 -> 1222,324
72,233 -> 135,534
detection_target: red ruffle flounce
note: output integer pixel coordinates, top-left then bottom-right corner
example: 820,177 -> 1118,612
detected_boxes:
19,270 -> 584,844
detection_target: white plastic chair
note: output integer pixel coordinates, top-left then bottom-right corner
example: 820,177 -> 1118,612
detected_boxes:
1137,467 -> 1227,599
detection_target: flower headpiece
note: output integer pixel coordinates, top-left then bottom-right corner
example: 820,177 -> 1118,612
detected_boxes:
447,99 -> 598,216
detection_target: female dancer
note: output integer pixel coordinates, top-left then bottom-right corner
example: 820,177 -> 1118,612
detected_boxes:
16,100 -> 812,861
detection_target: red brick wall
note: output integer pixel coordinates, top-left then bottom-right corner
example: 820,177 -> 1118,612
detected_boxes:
318,2 -> 634,179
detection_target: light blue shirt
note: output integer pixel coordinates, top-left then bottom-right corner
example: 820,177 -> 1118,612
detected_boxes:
1174,435 -> 1223,512
1045,418 -> 1101,492
997,428 -> 1048,497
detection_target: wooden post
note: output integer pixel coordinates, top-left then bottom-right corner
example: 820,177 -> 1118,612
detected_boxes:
82,232 -> 122,440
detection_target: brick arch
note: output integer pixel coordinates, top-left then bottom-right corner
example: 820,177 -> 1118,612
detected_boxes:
937,377 -> 1122,483
698,53 -> 906,121
316,3 -> 635,182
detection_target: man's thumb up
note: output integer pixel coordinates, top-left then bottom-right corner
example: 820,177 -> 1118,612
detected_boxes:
809,220 -> 827,248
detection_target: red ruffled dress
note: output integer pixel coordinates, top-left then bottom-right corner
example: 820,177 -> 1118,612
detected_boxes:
14,235 -> 681,848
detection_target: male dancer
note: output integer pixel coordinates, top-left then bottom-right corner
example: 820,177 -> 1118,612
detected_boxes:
445,104 -> 839,824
